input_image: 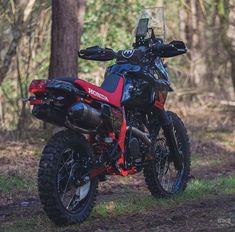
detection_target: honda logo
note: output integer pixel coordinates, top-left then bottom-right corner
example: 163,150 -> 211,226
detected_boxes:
88,88 -> 109,102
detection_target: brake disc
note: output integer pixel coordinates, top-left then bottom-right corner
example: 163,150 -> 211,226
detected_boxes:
75,177 -> 91,201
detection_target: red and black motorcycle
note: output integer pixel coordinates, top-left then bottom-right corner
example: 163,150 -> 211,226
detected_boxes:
28,9 -> 191,226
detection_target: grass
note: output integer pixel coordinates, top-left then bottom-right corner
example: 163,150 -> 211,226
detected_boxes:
205,131 -> 233,140
205,131 -> 235,149
93,175 -> 235,217
1,174 -> 235,232
191,156 -> 226,169
191,155 -> 232,169
0,175 -> 35,193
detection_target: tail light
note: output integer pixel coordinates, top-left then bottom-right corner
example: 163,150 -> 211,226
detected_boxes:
29,97 -> 42,105
29,80 -> 48,93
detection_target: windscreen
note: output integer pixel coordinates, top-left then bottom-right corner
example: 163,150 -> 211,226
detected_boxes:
135,7 -> 166,41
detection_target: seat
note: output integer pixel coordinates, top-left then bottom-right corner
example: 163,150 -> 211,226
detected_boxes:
100,73 -> 121,93
55,77 -> 78,83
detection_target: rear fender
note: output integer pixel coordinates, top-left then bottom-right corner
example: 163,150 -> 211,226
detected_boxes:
46,80 -> 87,98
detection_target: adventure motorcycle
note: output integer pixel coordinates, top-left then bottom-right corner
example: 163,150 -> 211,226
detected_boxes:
28,8 -> 191,226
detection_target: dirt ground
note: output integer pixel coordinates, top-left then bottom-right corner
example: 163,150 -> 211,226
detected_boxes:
1,193 -> 235,232
0,103 -> 235,232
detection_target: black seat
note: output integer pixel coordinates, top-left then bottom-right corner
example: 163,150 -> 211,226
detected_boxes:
55,77 -> 78,83
100,73 -> 121,93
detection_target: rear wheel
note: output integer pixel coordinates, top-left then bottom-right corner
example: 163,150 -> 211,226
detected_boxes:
144,111 -> 191,197
38,130 -> 98,226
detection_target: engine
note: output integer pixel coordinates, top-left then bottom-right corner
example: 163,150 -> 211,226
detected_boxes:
128,136 -> 142,168
125,111 -> 149,170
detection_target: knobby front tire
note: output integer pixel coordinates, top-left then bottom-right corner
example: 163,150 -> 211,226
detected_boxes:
144,111 -> 191,198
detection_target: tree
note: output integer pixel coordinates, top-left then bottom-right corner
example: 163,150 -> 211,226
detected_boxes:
48,0 -> 86,79
182,0 -> 208,88
0,0 -> 36,85
218,0 -> 235,92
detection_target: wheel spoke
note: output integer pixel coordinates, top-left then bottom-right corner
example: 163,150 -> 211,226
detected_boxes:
58,174 -> 66,183
56,147 -> 91,213
62,168 -> 73,201
66,192 -> 80,211
155,132 -> 184,193
59,149 -> 74,175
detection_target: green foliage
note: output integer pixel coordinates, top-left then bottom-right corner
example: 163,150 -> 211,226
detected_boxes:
0,175 -> 35,193
218,0 -> 226,17
79,0 -> 157,73
1,0 -> 234,130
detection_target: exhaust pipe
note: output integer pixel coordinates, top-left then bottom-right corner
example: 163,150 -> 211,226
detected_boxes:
67,102 -> 102,133
127,126 -> 151,145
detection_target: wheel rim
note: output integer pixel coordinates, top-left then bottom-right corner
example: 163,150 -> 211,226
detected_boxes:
57,148 -> 91,213
155,133 -> 184,194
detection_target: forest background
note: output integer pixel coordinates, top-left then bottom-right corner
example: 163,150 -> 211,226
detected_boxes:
0,0 -> 235,132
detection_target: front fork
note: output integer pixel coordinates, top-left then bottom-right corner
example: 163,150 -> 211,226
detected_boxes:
153,109 -> 183,170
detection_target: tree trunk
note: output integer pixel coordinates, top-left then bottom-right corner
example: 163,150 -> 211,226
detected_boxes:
184,0 -> 195,87
231,57 -> 235,91
49,0 -> 86,79
218,0 -> 235,92
0,0 -> 34,85
183,0 -> 207,88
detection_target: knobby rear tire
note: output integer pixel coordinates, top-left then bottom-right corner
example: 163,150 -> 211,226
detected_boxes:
38,130 -> 98,226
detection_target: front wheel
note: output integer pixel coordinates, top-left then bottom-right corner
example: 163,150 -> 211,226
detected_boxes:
38,130 -> 98,226
144,111 -> 191,197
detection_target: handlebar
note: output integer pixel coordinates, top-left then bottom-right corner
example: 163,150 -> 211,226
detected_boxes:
78,46 -> 117,61
152,40 -> 187,57
80,47 -> 100,56
78,40 -> 187,62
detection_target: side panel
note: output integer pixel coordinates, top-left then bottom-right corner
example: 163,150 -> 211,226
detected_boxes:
121,77 -> 151,108
154,90 -> 168,109
74,78 -> 124,108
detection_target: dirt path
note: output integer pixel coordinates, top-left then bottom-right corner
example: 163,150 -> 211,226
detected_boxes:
1,194 -> 235,231
78,195 -> 235,232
